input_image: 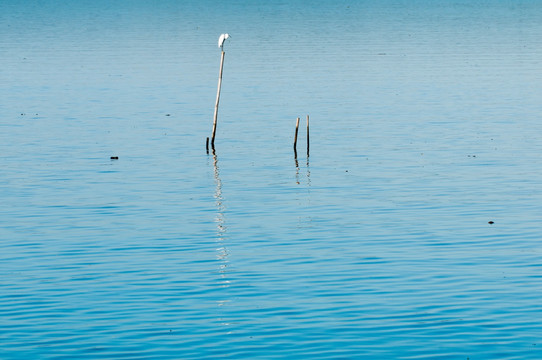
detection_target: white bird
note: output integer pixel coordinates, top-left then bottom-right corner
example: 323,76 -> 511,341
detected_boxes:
218,33 -> 230,50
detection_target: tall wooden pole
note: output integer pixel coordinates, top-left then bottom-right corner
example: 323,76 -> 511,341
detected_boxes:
211,51 -> 226,148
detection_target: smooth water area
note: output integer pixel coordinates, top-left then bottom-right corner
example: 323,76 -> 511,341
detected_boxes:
2,1 -> 542,359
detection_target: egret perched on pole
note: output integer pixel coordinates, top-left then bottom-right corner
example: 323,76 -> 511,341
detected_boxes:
218,33 -> 230,51
210,33 -> 231,149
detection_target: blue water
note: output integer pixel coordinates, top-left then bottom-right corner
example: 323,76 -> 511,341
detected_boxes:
2,1 -> 542,359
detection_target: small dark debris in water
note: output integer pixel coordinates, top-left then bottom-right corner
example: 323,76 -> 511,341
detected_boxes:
488,221 -> 494,224
345,170 -> 349,172
20,113 -> 25,116
165,114 -> 171,116
468,155 -> 476,157
110,156 -> 119,160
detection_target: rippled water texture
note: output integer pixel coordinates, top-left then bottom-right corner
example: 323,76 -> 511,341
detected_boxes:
2,0 -> 542,359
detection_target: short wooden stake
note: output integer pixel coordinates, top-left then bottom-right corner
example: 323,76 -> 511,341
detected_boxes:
306,115 -> 310,156
293,117 -> 300,151
211,51 -> 226,148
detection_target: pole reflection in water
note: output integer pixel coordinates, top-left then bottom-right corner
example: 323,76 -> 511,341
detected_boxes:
294,148 -> 300,184
293,148 -> 311,187
306,155 -> 311,187
293,149 -> 312,230
211,149 -> 232,330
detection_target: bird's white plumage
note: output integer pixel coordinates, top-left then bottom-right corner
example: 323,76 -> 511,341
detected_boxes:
218,33 -> 230,49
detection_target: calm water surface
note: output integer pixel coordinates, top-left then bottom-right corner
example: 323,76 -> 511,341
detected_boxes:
2,1 -> 542,359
